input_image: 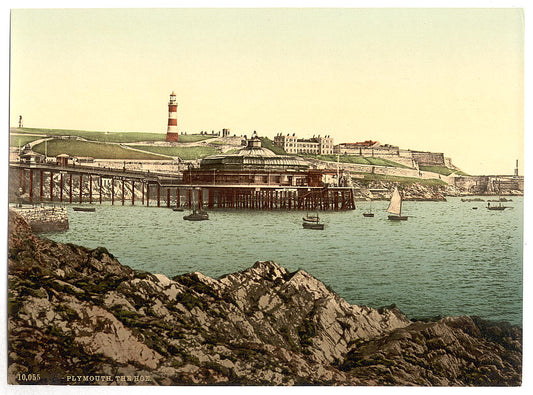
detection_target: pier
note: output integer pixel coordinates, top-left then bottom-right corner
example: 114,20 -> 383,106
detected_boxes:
10,163 -> 356,211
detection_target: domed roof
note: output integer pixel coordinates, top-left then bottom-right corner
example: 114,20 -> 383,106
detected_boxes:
199,135 -> 309,171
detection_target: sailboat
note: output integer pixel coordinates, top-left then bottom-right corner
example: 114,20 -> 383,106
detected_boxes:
486,179 -> 512,211
387,187 -> 408,221
363,198 -> 374,217
302,212 -> 324,230
303,212 -> 320,222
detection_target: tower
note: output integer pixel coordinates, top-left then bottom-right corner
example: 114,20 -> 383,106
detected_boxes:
166,91 -> 179,142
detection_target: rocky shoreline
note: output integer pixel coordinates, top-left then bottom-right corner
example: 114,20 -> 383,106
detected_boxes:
7,210 -> 522,386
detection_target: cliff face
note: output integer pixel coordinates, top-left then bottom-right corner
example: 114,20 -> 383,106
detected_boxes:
7,211 -> 522,386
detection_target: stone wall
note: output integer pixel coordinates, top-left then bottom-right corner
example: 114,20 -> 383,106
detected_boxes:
410,151 -> 446,167
454,176 -> 524,195
10,205 -> 69,232
92,160 -> 186,174
334,145 -> 400,157
309,160 -> 448,181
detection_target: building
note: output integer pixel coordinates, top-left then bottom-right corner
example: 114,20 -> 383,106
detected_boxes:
165,91 -> 179,142
20,150 -> 45,164
183,133 -> 323,187
55,154 -> 71,166
273,133 -> 334,155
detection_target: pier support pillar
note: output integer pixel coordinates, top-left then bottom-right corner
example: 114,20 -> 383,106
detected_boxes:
50,172 -> 54,202
146,182 -> 150,206
20,168 -> 25,195
121,179 -> 125,205
131,181 -> 135,205
60,173 -> 64,202
157,184 -> 161,207
39,170 -> 44,202
29,170 -> 33,202
89,175 -> 93,204
79,174 -> 83,203
69,174 -> 73,203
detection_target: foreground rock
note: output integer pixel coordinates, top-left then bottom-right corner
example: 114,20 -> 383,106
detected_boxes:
7,211 -> 521,385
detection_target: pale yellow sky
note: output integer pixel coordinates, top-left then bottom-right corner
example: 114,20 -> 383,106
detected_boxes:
9,8 -> 524,175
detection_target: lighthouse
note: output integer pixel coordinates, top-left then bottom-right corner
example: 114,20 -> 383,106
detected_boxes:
166,91 -> 179,142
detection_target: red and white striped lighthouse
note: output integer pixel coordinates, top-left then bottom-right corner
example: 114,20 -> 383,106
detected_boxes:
165,91 -> 179,142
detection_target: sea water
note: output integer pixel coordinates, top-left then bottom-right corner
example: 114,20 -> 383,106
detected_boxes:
40,197 -> 523,325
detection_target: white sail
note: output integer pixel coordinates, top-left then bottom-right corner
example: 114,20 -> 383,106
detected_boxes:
387,188 -> 402,215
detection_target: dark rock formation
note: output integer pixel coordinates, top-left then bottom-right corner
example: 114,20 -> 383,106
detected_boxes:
7,210 -> 522,386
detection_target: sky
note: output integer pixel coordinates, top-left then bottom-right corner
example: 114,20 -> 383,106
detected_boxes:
9,6 -> 525,175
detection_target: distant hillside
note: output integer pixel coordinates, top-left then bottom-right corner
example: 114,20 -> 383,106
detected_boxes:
12,127 -> 215,144
11,128 -> 466,178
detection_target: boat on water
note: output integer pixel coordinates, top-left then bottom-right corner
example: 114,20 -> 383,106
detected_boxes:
73,207 -> 96,212
172,207 -> 184,212
302,221 -> 324,230
302,212 -> 320,222
487,202 -> 510,211
387,187 -> 408,221
302,212 -> 324,230
363,199 -> 374,217
486,180 -> 512,211
183,209 -> 209,221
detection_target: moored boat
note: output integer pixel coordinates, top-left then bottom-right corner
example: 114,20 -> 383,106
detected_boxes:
302,212 -> 324,229
487,203 -> 509,211
302,212 -> 320,222
73,207 -> 96,212
183,209 -> 209,221
486,180 -> 512,211
302,222 -> 324,230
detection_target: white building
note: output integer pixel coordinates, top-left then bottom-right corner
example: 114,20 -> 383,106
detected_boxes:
274,133 -> 334,155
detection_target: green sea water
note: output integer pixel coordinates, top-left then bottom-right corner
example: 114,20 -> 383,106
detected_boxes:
41,197 -> 523,325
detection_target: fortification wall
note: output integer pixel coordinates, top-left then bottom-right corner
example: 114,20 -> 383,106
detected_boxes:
454,176 -> 524,194
312,160 -> 445,180
411,151 -> 446,166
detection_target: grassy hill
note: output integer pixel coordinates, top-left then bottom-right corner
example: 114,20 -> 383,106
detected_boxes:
128,145 -> 220,160
13,128 -> 215,144
353,172 -> 448,186
419,165 -> 468,176
10,135 -> 42,147
32,140 -> 167,160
